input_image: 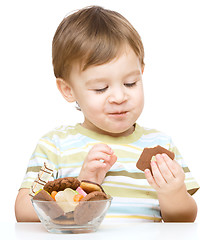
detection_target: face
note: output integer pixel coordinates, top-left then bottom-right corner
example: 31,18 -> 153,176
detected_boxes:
68,47 -> 144,137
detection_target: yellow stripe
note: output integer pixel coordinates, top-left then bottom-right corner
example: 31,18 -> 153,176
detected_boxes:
103,185 -> 158,199
66,142 -> 143,152
65,142 -> 95,152
40,139 -> 59,151
111,143 -> 142,151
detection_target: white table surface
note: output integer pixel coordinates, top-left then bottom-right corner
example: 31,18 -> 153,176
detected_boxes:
1,221 -> 220,240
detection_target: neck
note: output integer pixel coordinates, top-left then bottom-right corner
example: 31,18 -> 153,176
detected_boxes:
81,122 -> 136,137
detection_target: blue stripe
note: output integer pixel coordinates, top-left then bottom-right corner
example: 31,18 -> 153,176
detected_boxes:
108,204 -> 161,218
31,152 -> 48,159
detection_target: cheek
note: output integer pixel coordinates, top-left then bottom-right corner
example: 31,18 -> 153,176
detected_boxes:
134,86 -> 144,106
79,95 -> 104,114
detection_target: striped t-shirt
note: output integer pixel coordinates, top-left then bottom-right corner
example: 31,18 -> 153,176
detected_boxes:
20,123 -> 199,222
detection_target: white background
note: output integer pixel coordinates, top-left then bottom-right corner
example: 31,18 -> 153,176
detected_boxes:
0,0 -> 222,224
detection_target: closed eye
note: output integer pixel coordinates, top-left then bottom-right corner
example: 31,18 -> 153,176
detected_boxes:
94,86 -> 108,93
124,82 -> 136,88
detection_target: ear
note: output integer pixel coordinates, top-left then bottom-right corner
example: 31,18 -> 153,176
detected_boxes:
56,78 -> 76,103
141,65 -> 145,74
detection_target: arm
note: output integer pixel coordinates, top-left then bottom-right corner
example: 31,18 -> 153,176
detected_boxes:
15,143 -> 116,222
157,184 -> 197,222
145,153 -> 197,222
15,188 -> 40,222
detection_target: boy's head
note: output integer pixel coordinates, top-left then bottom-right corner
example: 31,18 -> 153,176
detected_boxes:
52,5 -> 144,80
53,6 -> 145,137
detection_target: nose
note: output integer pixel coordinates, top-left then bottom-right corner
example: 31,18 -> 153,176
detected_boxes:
108,86 -> 127,104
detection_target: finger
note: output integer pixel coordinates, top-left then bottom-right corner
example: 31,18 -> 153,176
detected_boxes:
162,153 -> 183,178
106,154 -> 117,166
161,153 -> 176,176
89,151 -> 112,162
91,143 -> 113,155
151,160 -> 166,187
103,154 -> 117,171
144,169 -> 159,190
85,160 -> 107,171
155,154 -> 174,182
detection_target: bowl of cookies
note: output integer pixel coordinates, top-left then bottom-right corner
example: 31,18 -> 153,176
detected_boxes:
31,176 -> 112,234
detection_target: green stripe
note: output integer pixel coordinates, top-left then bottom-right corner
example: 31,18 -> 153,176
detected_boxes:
103,185 -> 158,199
183,167 -> 190,173
186,181 -> 200,191
113,149 -> 139,159
61,152 -> 86,163
20,181 -> 34,189
106,171 -> 146,179
26,166 -> 42,173
75,123 -> 145,144
31,144 -> 59,166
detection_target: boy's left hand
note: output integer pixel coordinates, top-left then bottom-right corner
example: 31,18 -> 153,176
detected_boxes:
144,153 -> 185,195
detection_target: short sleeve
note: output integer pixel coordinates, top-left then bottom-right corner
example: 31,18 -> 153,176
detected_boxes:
169,139 -> 200,195
20,137 -> 59,189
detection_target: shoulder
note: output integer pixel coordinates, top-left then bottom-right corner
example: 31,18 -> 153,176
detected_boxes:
138,124 -> 171,138
40,125 -> 81,142
136,124 -> 173,147
35,124 -> 86,151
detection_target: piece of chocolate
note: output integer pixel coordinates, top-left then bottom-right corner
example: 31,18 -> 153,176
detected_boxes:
136,145 -> 175,172
80,180 -> 104,194
32,190 -> 64,219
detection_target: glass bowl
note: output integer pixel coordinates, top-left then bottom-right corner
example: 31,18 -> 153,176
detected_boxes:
31,197 -> 112,234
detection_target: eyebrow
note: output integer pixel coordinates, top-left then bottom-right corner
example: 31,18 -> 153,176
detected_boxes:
124,70 -> 142,78
85,69 -> 142,85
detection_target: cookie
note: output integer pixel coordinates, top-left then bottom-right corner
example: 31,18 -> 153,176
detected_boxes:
29,162 -> 54,197
136,145 -> 175,172
33,189 -> 54,201
43,177 -> 80,194
51,212 -> 76,225
33,190 -> 64,219
80,191 -> 108,202
80,180 -> 104,194
74,191 -> 109,225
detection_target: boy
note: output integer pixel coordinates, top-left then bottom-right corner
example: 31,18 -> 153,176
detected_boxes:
15,6 -> 199,222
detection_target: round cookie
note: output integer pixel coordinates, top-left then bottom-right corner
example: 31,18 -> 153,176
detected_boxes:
80,180 -> 104,194
43,177 -> 80,194
32,190 -> 65,219
74,191 -> 109,225
80,191 -> 108,202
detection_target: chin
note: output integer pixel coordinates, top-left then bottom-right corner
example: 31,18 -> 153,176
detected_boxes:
102,124 -> 134,136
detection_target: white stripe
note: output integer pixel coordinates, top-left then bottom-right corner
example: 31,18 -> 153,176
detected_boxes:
39,140 -> 59,155
103,182 -> 155,192
104,175 -> 149,186
112,197 -> 159,206
61,148 -> 88,156
109,144 -> 142,153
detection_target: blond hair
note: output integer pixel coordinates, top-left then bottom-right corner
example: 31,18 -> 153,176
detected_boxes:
52,6 -> 144,80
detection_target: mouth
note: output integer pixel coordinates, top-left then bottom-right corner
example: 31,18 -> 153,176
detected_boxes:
108,111 -> 128,117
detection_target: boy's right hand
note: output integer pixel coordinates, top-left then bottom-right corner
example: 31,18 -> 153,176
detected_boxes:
78,143 -> 117,185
